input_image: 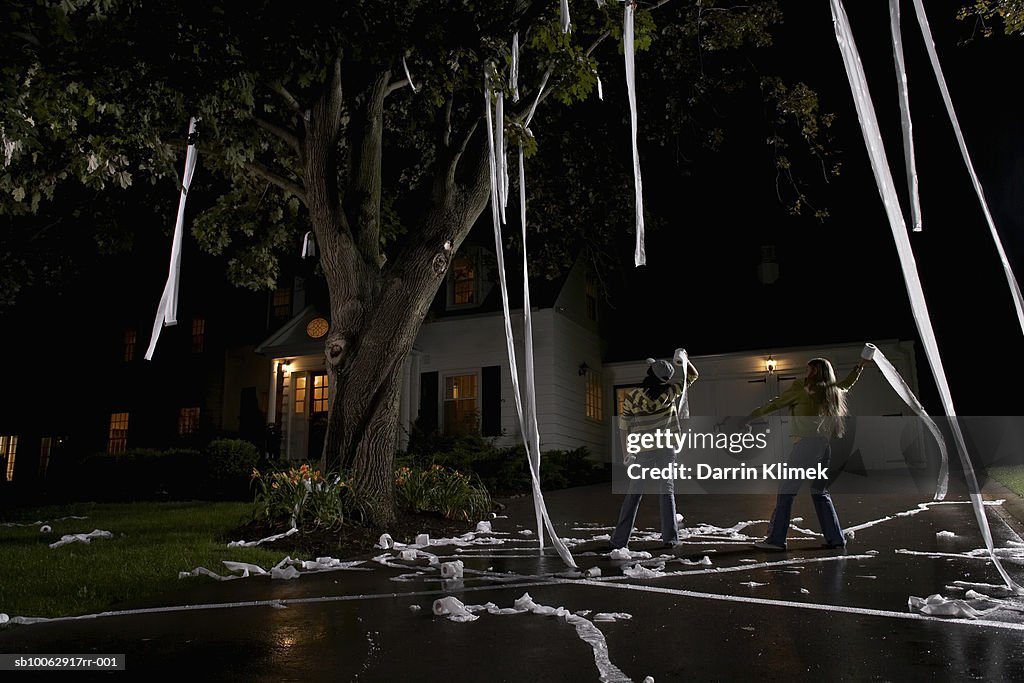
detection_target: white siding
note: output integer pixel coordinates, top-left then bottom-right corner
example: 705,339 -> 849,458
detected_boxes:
534,310 -> 607,458
416,311 -> 532,446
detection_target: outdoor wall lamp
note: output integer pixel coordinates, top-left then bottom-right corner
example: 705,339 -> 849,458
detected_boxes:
765,355 -> 777,374
578,362 -> 590,376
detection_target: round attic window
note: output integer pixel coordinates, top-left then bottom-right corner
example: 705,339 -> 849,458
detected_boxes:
306,317 -> 329,339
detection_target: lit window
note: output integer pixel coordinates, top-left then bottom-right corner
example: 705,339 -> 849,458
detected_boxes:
124,328 -> 137,362
294,375 -> 307,415
444,374 -> 478,434
1,435 -> 17,482
272,288 -> 292,319
312,373 -> 329,414
586,369 -> 603,422
191,318 -> 205,353
449,254 -> 476,307
615,386 -> 641,417
39,437 -> 53,479
108,413 -> 129,454
586,271 -> 599,322
178,407 -> 200,436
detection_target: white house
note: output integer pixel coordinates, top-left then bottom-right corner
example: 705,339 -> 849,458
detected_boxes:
256,249 -> 923,466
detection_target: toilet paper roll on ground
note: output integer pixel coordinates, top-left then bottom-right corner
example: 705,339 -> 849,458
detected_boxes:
475,521 -> 492,533
400,549 -> 418,561
40,525 -> 51,533
861,343 -> 877,360
415,533 -> 429,546
440,560 -> 465,579
432,596 -> 478,621
378,533 -> 394,549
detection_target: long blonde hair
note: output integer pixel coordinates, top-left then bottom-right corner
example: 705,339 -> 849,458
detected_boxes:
806,358 -> 848,438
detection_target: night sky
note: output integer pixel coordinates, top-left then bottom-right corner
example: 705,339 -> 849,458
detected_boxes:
608,2 -> 1024,416
1,1 -> 1021,422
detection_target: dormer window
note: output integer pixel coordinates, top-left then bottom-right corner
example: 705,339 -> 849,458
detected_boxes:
448,253 -> 478,309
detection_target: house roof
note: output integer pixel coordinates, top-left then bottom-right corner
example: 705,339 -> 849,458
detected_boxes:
254,305 -> 326,358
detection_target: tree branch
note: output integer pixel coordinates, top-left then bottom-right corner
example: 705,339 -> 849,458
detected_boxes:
515,0 -> 678,120
270,82 -> 305,117
243,160 -> 307,205
327,56 -> 344,132
447,118 -> 480,184
345,71 -> 390,269
254,116 -> 301,154
385,78 -> 410,96
441,96 -> 454,148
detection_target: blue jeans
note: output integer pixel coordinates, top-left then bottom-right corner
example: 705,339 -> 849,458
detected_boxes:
611,449 -> 678,548
764,436 -> 845,548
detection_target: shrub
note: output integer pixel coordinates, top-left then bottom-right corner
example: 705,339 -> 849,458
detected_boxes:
399,431 -> 609,496
250,463 -> 347,529
66,448 -> 203,502
395,464 -> 492,522
204,439 -> 260,499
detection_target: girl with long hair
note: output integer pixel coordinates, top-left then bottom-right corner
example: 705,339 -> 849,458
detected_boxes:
749,356 -> 869,551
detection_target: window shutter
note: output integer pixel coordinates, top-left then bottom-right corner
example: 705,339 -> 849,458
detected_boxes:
418,372 -> 439,433
481,365 -> 501,436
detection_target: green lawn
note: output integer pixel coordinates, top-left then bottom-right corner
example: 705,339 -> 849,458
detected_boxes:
0,501 -> 291,620
988,465 -> 1024,498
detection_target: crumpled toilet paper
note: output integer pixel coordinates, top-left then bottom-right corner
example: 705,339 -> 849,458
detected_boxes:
49,529 -> 113,549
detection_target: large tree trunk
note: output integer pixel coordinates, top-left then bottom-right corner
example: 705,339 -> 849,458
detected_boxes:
298,64 -> 492,529
318,182 -> 490,528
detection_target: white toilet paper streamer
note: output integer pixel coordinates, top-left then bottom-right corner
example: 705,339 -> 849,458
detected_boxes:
436,592 -> 631,682
145,117 -> 198,361
402,55 -> 418,93
830,0 -> 1021,595
227,527 -> 298,548
624,1 -> 646,267
301,231 -> 316,258
485,68 -> 576,569
888,0 -> 921,232
49,529 -> 113,549
860,343 -> 948,500
908,593 -> 1002,619
910,0 -> 1024,334
1,515 -> 88,527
